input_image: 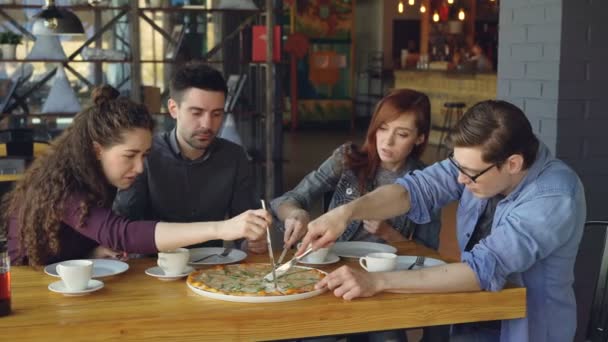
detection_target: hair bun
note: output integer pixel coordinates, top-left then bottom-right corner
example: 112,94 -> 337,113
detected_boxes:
91,85 -> 120,106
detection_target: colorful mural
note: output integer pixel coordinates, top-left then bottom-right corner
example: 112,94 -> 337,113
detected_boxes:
286,0 -> 355,125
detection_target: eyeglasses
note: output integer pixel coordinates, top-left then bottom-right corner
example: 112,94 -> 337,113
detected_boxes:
448,152 -> 497,183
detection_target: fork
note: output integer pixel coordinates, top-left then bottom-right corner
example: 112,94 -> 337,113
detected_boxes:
407,256 -> 426,270
192,247 -> 233,263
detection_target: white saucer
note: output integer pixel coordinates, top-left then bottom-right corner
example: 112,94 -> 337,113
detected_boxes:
395,256 -> 446,270
48,279 -> 104,296
298,253 -> 340,265
332,241 -> 397,259
45,259 -> 129,278
145,266 -> 194,281
189,247 -> 247,265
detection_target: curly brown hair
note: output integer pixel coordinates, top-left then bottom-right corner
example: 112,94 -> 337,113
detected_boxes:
0,85 -> 155,266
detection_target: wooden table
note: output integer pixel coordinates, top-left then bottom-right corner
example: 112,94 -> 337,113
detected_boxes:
1,241 -> 526,341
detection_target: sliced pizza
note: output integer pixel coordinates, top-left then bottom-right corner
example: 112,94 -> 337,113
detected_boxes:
187,263 -> 325,296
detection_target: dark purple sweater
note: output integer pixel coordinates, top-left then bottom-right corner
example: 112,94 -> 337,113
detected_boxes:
8,193 -> 158,265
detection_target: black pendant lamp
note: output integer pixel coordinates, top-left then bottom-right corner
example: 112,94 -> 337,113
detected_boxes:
31,0 -> 85,36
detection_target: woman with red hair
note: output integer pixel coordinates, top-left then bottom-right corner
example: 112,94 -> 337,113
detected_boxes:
271,89 -> 441,250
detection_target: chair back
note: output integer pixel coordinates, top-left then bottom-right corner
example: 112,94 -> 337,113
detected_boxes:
0,128 -> 35,158
574,221 -> 608,342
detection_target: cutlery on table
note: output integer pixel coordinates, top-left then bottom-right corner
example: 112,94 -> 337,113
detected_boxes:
277,245 -> 289,264
407,256 -> 426,270
191,247 -> 232,263
261,199 -> 279,290
263,246 -> 315,282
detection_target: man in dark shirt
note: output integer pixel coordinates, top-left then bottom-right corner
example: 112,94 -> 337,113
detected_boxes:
113,63 -> 267,253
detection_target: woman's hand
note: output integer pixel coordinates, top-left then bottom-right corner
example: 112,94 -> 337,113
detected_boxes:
245,237 -> 268,254
89,246 -> 128,261
315,265 -> 383,300
221,209 -> 271,241
362,220 -> 385,235
298,206 -> 350,254
283,209 -> 310,248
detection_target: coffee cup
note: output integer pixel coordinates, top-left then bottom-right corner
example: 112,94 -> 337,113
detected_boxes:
56,259 -> 93,291
157,248 -> 190,276
359,252 -> 397,272
298,243 -> 330,263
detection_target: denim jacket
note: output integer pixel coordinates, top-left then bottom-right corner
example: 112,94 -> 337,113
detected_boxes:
396,142 -> 586,342
271,144 -> 442,250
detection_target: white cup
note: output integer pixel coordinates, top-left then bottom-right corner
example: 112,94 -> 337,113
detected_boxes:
56,260 -> 93,291
359,252 -> 397,272
157,248 -> 190,276
298,243 -> 330,263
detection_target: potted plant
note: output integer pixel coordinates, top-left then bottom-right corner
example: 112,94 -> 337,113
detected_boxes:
0,31 -> 22,60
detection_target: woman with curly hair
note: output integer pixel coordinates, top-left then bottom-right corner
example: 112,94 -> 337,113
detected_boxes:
1,85 -> 269,266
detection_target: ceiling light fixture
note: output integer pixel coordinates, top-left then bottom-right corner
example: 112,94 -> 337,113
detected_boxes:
31,0 -> 85,36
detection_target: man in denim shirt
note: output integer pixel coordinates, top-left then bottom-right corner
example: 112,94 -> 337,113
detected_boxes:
299,100 -> 586,342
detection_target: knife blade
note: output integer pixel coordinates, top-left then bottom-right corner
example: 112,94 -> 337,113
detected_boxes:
277,245 -> 289,264
264,246 -> 314,281
260,200 -> 279,290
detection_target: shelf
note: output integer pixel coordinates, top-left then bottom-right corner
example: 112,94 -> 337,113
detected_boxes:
0,4 -> 129,11
138,59 -> 222,63
139,7 -> 261,13
1,59 -> 131,63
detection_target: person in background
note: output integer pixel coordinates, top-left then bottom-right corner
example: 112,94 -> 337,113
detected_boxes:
271,89 -> 441,251
299,100 -> 586,342
448,50 -> 463,71
113,63 -> 267,254
469,43 -> 493,72
1,85 -> 270,266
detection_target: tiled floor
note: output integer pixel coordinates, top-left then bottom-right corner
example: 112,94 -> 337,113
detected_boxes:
281,128 -> 460,261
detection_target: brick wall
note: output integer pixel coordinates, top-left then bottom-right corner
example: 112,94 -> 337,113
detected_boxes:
498,0 -> 608,220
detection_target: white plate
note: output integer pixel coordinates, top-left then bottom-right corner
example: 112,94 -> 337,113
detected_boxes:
187,265 -> 327,303
45,259 -> 129,278
332,241 -> 398,259
145,266 -> 194,281
298,253 -> 340,265
48,279 -> 104,296
189,247 -> 247,265
395,256 -> 446,270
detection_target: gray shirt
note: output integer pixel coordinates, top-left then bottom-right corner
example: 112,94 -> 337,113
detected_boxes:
465,194 -> 505,252
113,129 -> 258,247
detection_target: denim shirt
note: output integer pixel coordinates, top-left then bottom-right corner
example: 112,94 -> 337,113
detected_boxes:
396,142 -> 586,342
271,144 -> 442,250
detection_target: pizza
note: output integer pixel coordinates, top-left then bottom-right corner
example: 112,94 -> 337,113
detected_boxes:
187,263 -> 326,296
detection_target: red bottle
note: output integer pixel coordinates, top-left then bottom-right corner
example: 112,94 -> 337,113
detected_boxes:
0,238 -> 10,317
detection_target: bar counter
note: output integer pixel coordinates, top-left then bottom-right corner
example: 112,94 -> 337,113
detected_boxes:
393,69 -> 497,145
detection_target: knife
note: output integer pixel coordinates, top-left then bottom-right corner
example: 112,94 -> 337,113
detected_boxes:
260,200 -> 279,290
264,246 -> 314,282
277,245 -> 289,264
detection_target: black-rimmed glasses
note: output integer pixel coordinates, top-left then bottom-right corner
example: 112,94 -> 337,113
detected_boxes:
448,152 -> 497,183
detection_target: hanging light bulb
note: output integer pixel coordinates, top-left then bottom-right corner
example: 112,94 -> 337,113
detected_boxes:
447,0 -> 454,4
408,0 -> 415,5
398,1 -> 404,13
458,8 -> 465,20
432,11 -> 440,22
420,4 -> 426,13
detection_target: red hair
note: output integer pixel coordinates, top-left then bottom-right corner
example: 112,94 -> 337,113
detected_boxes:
344,89 -> 431,192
